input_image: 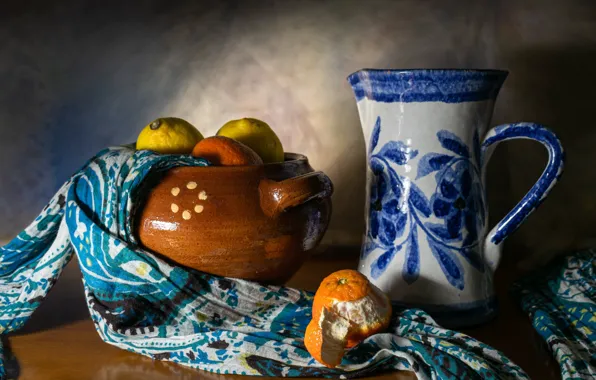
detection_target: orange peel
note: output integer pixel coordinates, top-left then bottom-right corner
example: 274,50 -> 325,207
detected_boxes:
304,269 -> 391,368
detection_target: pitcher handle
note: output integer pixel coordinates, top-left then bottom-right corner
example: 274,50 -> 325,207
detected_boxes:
482,123 -> 564,271
259,172 -> 333,218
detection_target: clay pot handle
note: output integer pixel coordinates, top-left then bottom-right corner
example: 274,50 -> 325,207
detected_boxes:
259,171 -> 333,218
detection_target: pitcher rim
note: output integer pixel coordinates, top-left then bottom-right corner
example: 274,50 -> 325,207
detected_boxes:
347,69 -> 508,103
347,68 -> 509,81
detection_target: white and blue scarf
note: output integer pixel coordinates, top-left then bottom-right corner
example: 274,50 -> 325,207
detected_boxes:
0,146 -> 528,379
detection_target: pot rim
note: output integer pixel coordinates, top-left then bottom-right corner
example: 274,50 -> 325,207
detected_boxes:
270,152 -> 307,165
168,152 -> 310,174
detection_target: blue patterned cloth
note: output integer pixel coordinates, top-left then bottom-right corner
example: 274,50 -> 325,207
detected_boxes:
0,146 -> 528,379
512,250 -> 596,379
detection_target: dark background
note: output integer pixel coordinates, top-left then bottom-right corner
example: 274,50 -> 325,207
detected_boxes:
2,0 -> 595,270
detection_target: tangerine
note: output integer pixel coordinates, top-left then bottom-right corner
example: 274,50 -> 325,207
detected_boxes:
191,136 -> 263,166
304,269 -> 391,368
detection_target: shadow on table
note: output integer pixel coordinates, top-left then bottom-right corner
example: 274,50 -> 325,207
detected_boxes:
2,335 -> 20,379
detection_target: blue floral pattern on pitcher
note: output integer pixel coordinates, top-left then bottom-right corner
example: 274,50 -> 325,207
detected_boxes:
364,116 -> 486,290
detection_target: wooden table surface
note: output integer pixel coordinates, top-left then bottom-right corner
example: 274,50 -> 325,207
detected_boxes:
4,248 -> 561,380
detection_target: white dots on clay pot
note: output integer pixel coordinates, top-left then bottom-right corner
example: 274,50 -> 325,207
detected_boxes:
171,183 -> 207,219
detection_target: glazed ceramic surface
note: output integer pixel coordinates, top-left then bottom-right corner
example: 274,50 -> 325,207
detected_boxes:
136,153 -> 333,284
349,69 -> 564,327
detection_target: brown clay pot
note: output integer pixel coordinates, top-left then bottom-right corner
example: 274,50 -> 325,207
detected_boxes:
136,153 -> 333,284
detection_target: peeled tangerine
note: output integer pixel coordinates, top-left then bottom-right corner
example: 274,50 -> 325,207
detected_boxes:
304,269 -> 392,368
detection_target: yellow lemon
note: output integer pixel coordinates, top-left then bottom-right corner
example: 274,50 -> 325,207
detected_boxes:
216,118 -> 284,163
136,117 -> 203,154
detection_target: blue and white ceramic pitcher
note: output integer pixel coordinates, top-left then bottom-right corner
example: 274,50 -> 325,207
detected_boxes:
348,69 -> 564,327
